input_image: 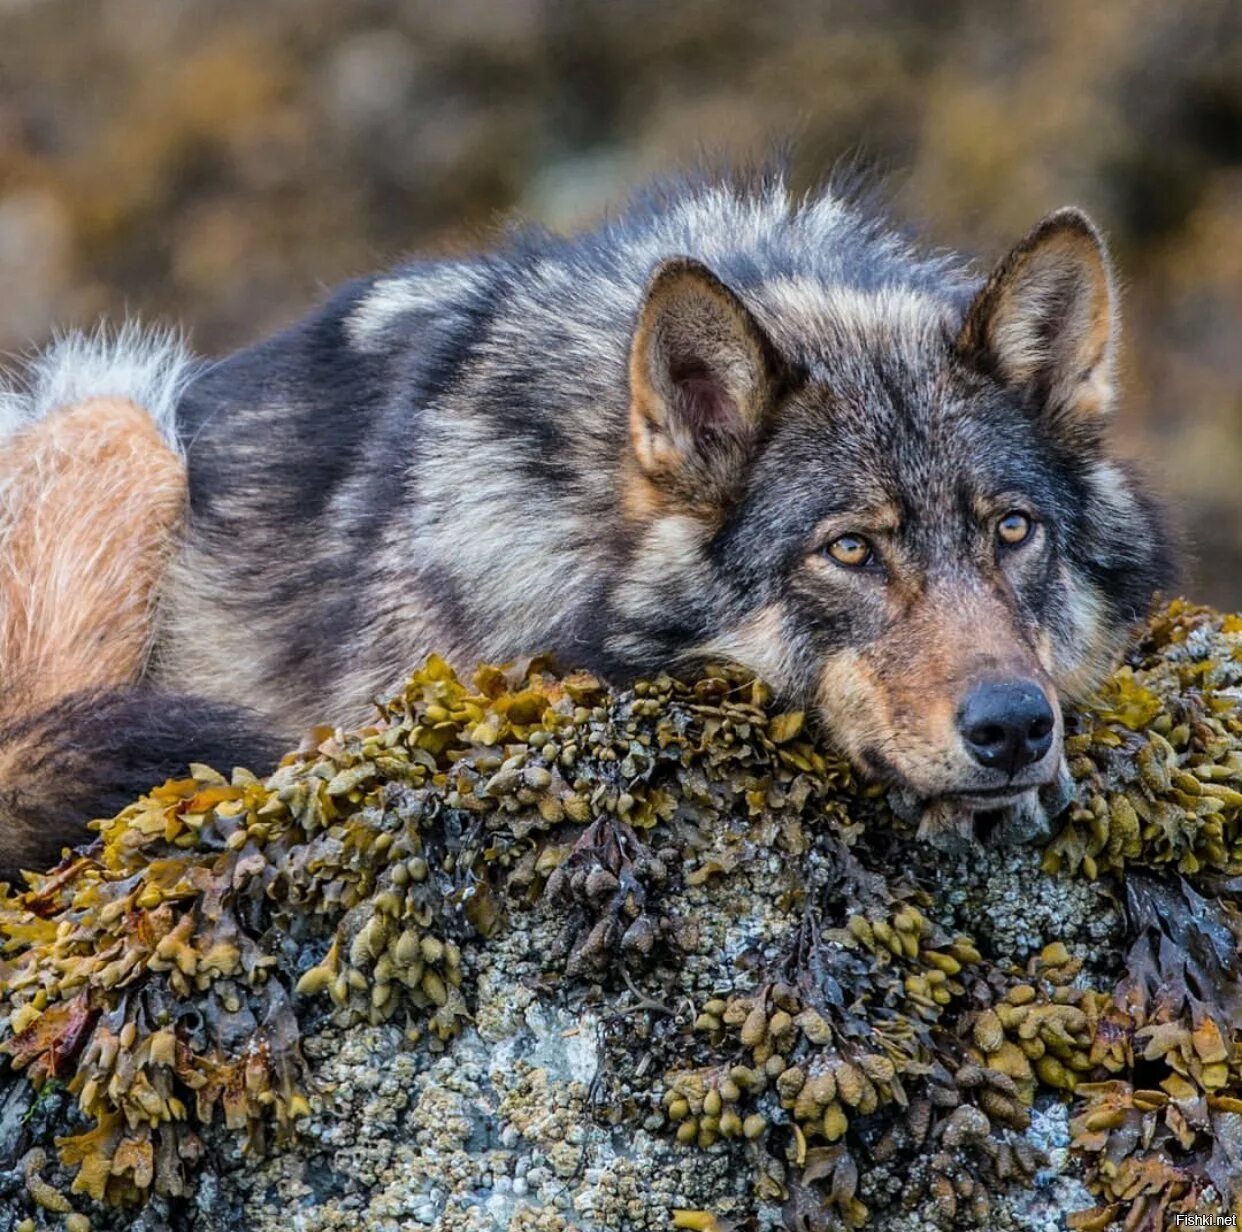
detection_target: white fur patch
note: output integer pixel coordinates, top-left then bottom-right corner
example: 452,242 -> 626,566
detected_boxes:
0,322 -> 196,454
346,266 -> 489,352
611,514 -> 713,623
758,278 -> 949,355
689,603 -> 798,694
1086,461 -> 1138,525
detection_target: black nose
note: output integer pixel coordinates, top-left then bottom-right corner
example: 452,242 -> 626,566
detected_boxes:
957,680 -> 1055,776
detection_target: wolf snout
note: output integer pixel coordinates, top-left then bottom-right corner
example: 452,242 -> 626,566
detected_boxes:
956,679 -> 1055,776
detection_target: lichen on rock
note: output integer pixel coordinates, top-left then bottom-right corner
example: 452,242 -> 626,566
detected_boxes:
1,601 -> 1241,1231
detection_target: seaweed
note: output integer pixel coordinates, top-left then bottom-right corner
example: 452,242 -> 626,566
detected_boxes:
1,604 -> 1240,1229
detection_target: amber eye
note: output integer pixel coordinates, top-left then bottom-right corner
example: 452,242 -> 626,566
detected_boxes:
825,533 -> 874,568
997,510 -> 1033,547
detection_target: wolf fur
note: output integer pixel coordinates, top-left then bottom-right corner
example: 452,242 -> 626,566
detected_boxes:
0,331 -> 286,872
0,173 -> 1172,876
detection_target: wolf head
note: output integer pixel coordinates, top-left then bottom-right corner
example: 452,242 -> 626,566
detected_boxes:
619,207 -> 1172,845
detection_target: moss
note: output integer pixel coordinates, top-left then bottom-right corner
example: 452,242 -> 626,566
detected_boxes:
1,604 -> 1241,1229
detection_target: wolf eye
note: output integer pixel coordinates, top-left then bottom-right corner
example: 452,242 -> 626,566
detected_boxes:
997,511 -> 1033,547
825,533 -> 874,568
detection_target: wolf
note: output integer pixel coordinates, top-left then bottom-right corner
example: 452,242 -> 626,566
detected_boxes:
0,172 -> 1171,876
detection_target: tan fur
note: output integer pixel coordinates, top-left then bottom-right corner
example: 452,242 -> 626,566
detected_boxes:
618,454 -> 672,525
816,649 -> 893,756
0,397 -> 185,710
816,578 -> 1061,799
807,501 -> 903,547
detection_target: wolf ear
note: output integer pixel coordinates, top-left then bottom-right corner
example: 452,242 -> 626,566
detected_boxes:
958,208 -> 1117,428
629,258 -> 783,509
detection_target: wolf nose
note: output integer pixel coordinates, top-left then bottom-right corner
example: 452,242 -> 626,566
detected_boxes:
957,680 -> 1055,776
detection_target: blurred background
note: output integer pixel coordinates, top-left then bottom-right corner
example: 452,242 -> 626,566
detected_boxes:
0,0 -> 1239,604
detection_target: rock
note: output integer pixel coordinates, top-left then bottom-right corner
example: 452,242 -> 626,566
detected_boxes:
1,602 -> 1241,1230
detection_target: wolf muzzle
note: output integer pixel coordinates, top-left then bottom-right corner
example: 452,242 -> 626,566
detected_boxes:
956,678 -> 1056,777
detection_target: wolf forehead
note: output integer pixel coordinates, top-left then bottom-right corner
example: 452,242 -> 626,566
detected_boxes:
678,288 -> 1067,547
743,348 -> 1061,508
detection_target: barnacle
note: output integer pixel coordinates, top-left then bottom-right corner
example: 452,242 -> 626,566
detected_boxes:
1,604 -> 1241,1230
656,900 -> 1060,1224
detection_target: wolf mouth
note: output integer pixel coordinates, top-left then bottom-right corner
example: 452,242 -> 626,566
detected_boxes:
941,785 -> 1041,810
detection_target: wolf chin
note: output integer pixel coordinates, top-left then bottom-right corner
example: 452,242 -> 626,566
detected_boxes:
0,172 -> 1172,876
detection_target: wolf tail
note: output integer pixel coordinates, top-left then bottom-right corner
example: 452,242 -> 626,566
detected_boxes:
0,328 -> 283,878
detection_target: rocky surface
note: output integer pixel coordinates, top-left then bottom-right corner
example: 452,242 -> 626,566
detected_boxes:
2,604 -> 1242,1231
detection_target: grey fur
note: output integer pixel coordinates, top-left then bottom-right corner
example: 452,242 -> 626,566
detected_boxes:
0,171 -> 1175,870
